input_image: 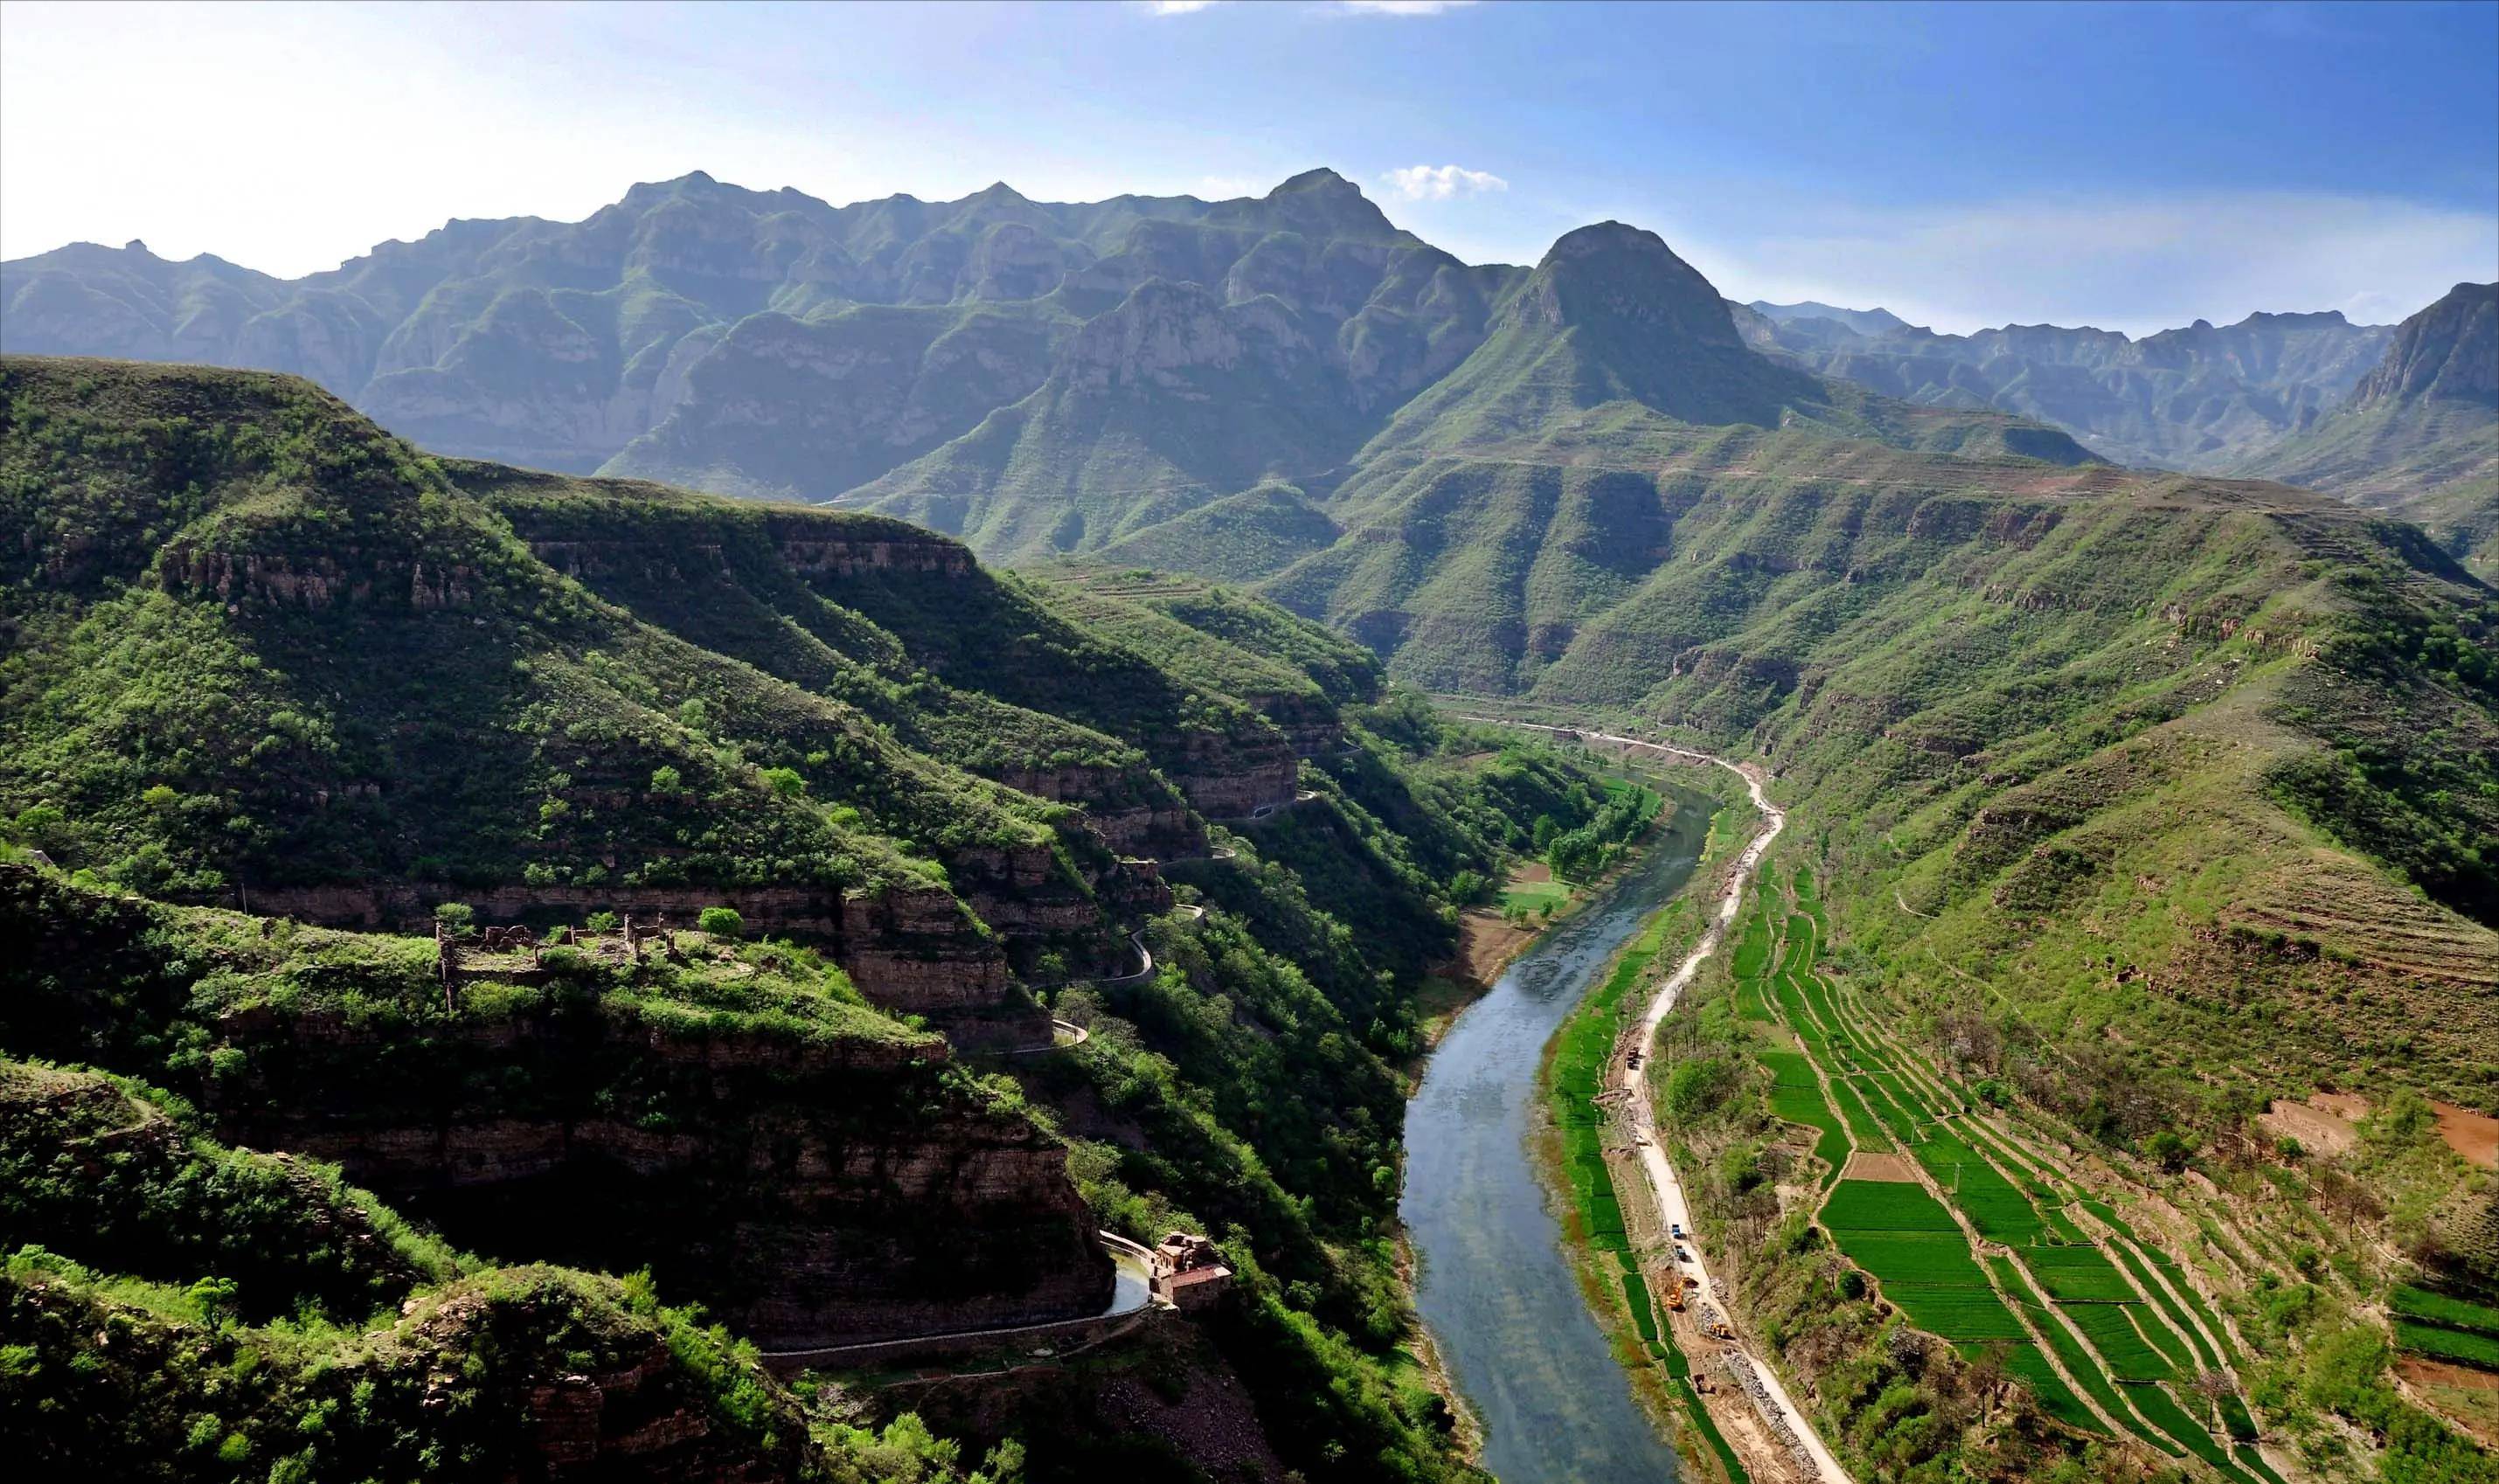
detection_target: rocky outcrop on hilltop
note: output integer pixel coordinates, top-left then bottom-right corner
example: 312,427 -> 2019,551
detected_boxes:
2349,281 -> 2498,408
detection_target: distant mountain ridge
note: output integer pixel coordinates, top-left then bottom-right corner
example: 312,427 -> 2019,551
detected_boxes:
1738,299 -> 2394,469
2236,281 -> 2498,576
0,167 -> 1471,489
7,166 -> 2479,579
1747,298 -> 1912,337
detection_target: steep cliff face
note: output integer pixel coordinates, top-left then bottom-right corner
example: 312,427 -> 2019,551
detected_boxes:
2236,282 -> 2498,575
2348,281 -> 2498,410
206,1027 -> 1110,1348
1,867 -> 1110,1350
1,1058 -> 923,1481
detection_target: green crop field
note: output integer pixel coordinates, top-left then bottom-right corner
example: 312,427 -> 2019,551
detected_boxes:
1822,1179 -> 1961,1231
1887,1287 -> 2030,1341
2395,1320 -> 2499,1370
2391,1285 -> 2499,1338
1760,1050 -> 1819,1087
1826,1077 -> 1894,1153
2104,1240 -> 2213,1371
2025,1247 -> 2139,1303
1988,1342 -> 2103,1432
1915,1134 -> 2045,1245
1502,877 -> 1573,914
2065,1303 -> 2175,1383
1830,1234 -> 1993,1288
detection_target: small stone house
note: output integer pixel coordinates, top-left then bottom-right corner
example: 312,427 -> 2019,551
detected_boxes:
1150,1231 -> 1232,1313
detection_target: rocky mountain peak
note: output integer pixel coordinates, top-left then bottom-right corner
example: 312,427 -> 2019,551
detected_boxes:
1516,222 -> 1741,348
1271,166 -> 1360,197
2350,281 -> 2497,409
1218,168 -> 1406,245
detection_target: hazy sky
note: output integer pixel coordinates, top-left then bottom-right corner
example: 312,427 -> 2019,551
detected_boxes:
4,0 -> 2494,334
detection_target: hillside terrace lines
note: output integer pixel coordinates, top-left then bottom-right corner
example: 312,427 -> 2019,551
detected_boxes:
1773,887 -> 2293,1482
1473,717 -> 1852,1482
1902,1036 -> 2306,1371
1743,914 -> 2115,1438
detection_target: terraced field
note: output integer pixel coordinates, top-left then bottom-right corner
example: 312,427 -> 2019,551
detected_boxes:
1736,868 -> 2295,1483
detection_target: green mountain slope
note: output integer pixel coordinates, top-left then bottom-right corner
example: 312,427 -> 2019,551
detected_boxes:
2,353 -> 1699,1482
1087,481 -> 1344,580
2238,281 -> 2498,579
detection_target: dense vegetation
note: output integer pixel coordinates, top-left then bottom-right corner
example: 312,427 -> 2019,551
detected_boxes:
0,1062 -> 1024,1484
0,355 -> 1669,1481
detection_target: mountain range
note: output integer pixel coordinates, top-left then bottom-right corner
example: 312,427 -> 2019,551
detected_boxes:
6,160 -> 2499,1480
1737,297 -> 2396,471
3,354 -> 1672,1482
8,169 -> 2489,586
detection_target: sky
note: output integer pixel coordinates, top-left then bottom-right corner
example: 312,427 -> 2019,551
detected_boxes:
3,0 -> 2495,335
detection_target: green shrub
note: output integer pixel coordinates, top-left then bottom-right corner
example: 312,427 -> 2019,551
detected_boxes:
698,907 -> 744,940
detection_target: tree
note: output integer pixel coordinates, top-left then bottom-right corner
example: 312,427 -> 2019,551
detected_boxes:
433,901 -> 475,937
761,767 -> 805,798
698,906 -> 744,939
187,1276 -> 239,1329
2143,1129 -> 2194,1173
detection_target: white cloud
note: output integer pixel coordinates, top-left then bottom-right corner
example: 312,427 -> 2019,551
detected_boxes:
1143,1 -> 1219,14
1339,1 -> 1476,14
1384,164 -> 1509,202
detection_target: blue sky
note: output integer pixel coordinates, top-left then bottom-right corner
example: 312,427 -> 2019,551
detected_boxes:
3,0 -> 2493,333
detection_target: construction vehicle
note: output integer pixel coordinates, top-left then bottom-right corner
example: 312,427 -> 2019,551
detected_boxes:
1665,1281 -> 1686,1312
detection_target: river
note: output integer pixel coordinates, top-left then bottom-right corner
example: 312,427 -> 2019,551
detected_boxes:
1402,793 -> 1715,1484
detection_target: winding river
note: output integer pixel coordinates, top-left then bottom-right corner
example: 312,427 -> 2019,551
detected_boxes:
1402,793 -> 1714,1483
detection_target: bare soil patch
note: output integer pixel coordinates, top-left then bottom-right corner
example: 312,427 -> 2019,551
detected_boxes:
2258,1092 -> 2495,1169
1842,1150 -> 1921,1182
1511,861 -> 1553,884
2260,1098 -> 2359,1156
1444,909 -> 1538,991
2398,1356 -> 2499,1448
2432,1100 -> 2499,1170
2402,1357 -> 2499,1393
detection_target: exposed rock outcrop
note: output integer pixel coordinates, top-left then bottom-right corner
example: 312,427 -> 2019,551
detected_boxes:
202,993 -> 1111,1349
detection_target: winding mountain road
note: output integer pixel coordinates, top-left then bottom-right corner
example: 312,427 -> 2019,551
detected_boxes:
1467,719 -> 1853,1484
